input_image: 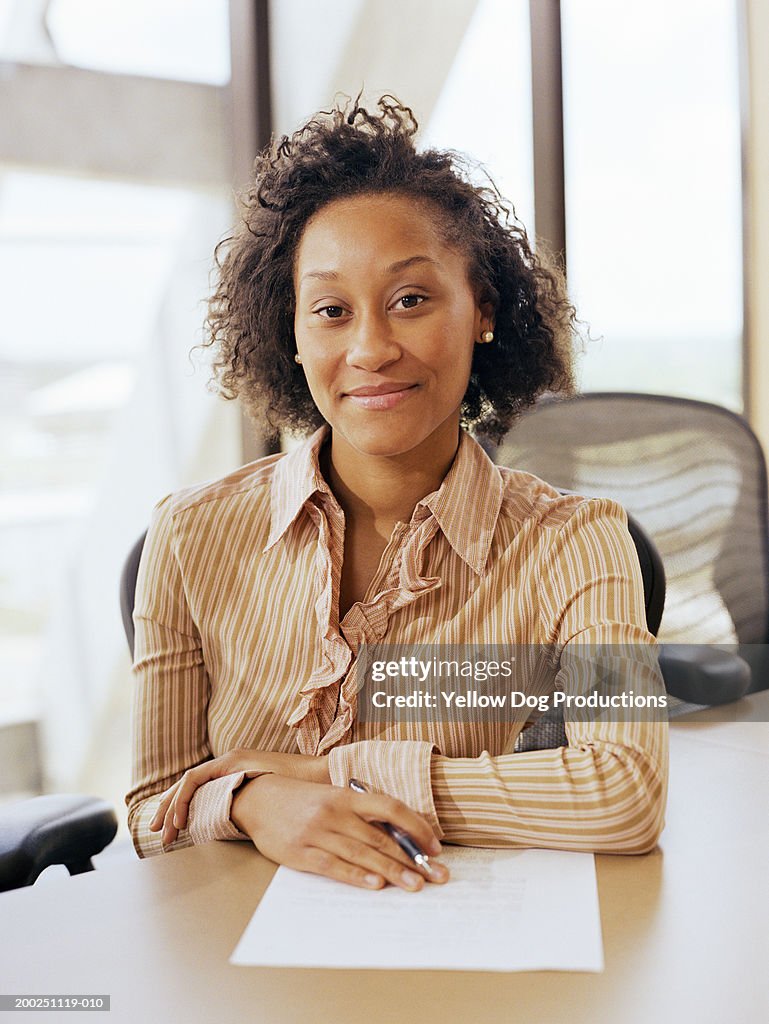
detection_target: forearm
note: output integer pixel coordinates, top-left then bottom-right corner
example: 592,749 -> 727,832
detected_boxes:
231,755 -> 330,831
328,739 -> 442,834
128,772 -> 259,857
129,754 -> 332,857
431,719 -> 668,854
328,720 -> 668,855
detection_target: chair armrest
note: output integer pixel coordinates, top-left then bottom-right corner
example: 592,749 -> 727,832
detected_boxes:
658,645 -> 752,706
0,794 -> 118,893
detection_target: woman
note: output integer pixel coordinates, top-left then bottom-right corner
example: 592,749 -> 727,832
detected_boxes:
127,96 -> 668,892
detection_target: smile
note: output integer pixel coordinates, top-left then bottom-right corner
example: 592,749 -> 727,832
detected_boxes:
343,383 -> 419,411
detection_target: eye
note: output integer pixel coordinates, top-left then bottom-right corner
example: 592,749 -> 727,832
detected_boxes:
315,305 -> 347,319
394,294 -> 426,310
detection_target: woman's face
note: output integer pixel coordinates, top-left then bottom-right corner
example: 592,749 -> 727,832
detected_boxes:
293,192 -> 490,461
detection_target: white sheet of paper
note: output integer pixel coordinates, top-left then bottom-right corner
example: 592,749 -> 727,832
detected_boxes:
230,847 -> 603,972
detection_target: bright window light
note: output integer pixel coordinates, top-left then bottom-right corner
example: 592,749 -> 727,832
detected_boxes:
47,0 -> 230,84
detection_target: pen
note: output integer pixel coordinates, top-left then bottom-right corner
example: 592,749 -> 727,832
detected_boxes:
348,778 -> 436,878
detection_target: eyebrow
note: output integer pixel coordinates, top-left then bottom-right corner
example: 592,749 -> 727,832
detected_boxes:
299,254 -> 439,284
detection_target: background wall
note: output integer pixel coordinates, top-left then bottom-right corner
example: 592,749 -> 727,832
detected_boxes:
746,0 -> 769,452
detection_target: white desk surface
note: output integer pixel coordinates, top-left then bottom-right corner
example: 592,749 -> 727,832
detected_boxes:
2,695 -> 768,1024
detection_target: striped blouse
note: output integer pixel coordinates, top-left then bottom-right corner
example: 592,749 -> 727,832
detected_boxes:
127,425 -> 668,858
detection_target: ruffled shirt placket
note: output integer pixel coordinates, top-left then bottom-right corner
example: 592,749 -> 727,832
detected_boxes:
287,500 -> 443,756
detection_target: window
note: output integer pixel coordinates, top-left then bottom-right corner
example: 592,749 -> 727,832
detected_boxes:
561,0 -> 743,407
0,1 -> 236,796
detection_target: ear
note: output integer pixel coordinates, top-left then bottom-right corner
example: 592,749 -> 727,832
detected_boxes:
478,298 -> 495,332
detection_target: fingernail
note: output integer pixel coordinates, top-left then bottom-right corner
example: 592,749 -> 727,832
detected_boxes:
365,873 -> 383,888
429,837 -> 441,855
401,870 -> 422,890
173,815 -> 180,829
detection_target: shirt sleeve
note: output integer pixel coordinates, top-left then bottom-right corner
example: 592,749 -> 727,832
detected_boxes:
329,498 -> 668,855
125,495 -> 251,857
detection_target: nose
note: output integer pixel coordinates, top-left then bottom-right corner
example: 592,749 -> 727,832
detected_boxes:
345,308 -> 401,372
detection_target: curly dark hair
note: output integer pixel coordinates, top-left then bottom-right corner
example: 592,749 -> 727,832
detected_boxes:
202,94 -> 576,442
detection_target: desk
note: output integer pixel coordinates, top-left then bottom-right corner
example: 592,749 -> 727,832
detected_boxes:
2,696 -> 768,1024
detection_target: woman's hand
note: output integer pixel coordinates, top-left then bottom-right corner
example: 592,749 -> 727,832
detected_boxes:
149,749 -> 330,845
231,774 -> 449,892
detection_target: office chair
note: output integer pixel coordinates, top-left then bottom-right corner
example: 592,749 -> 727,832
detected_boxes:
0,536 -> 135,890
120,530 -> 148,660
0,529 -> 179,891
496,392 -> 762,713
1,525 -> 154,893
0,795 -> 117,893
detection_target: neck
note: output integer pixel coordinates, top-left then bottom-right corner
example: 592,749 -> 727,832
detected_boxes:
323,422 -> 461,533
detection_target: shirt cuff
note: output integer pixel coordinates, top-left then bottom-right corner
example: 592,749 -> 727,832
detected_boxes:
128,794 -> 194,859
186,770 -> 272,845
328,739 -> 443,838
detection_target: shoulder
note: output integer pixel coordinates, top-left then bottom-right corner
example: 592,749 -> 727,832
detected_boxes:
151,451 -> 286,527
497,466 -> 628,535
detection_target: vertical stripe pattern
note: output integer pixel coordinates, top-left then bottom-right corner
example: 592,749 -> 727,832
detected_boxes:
127,426 -> 668,858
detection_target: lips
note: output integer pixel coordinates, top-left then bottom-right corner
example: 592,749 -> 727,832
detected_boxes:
343,381 -> 419,410
345,382 -> 417,397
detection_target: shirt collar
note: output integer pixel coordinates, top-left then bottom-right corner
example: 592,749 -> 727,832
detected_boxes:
265,425 -> 504,574
265,424 -> 332,550
419,430 -> 504,576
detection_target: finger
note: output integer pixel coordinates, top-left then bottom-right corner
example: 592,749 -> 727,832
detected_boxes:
150,783 -> 181,832
338,814 -> 430,874
355,821 -> 449,883
161,804 -> 179,846
378,828 -> 449,883
159,761 -> 224,841
353,792 -> 443,857
157,784 -> 187,844
160,776 -> 203,844
168,768 -> 213,830
159,777 -> 194,845
300,846 -> 394,892
321,830 -> 430,892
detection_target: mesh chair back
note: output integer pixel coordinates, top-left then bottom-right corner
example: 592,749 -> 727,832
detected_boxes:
495,393 -> 769,647
120,531 -> 147,660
